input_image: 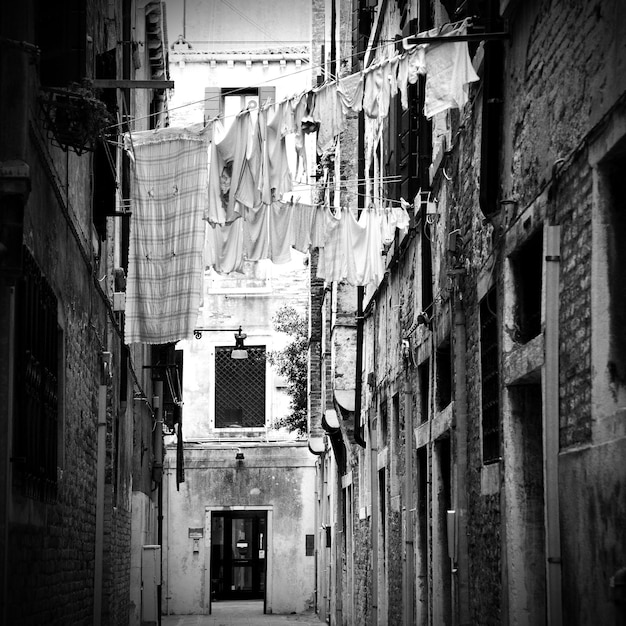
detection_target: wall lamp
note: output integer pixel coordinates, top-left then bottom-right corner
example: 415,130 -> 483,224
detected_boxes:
193,326 -> 249,360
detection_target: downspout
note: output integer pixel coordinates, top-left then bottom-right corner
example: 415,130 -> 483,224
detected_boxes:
354,103 -> 366,448
403,376 -> 414,626
453,294 -> 470,626
370,411 -> 378,626
543,226 -> 562,626
94,378 -> 107,625
153,381 -> 164,626
354,286 -> 366,447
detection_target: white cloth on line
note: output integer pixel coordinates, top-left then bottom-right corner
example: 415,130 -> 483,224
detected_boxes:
424,31 -> 479,118
124,124 -> 208,344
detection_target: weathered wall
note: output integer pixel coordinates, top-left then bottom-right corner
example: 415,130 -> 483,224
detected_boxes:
162,443 -> 317,615
178,257 -> 310,439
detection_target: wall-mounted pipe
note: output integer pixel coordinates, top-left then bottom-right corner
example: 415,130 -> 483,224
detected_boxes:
453,297 -> 470,624
354,286 -> 366,447
403,377 -> 415,626
93,383 -> 107,626
544,226 -> 562,626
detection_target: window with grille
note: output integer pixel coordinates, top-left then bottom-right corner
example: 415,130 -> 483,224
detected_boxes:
215,346 -> 266,428
13,247 -> 60,502
480,287 -> 500,463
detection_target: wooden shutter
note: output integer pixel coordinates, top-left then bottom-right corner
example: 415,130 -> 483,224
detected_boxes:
258,86 -> 276,108
204,87 -> 222,124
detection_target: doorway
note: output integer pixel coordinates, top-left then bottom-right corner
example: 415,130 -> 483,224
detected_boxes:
210,511 -> 267,603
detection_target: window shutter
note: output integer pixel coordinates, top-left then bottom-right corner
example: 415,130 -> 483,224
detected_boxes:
258,86 -> 276,108
204,87 -> 222,124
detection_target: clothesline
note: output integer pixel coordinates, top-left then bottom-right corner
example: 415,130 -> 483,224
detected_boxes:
122,19 -> 479,344
106,18 -> 475,132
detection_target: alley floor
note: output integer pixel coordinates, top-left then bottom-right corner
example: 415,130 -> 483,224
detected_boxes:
162,600 -> 325,626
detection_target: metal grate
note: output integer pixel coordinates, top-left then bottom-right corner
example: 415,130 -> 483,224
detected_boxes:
215,346 -> 265,428
14,247 -> 59,502
480,287 -> 500,463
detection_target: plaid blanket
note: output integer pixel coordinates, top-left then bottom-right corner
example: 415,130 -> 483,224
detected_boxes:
125,126 -> 208,344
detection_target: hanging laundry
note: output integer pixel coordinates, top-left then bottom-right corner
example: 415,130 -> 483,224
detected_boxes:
269,200 -> 294,264
349,207 -> 384,287
242,201 -> 269,261
396,54 -> 410,110
205,217 -> 245,275
388,57 -> 400,102
235,108 -> 263,210
424,27 -> 479,118
260,103 -> 293,204
377,57 -> 400,120
363,64 -> 384,118
337,71 -> 364,114
207,115 -> 248,225
317,206 -> 347,283
317,206 -> 385,287
408,46 -> 427,84
310,203 -> 326,249
312,82 -> 345,153
380,204 -> 398,246
291,92 -> 309,181
279,98 -> 297,138
123,124 -> 208,344
291,200 -> 316,254
395,201 -> 411,236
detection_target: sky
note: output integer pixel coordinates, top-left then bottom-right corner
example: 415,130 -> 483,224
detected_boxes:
165,0 -> 312,51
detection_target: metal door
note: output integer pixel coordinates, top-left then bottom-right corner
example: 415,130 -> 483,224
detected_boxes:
210,511 -> 267,601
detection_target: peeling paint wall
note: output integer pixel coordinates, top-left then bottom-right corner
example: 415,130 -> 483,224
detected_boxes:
162,444 -> 317,615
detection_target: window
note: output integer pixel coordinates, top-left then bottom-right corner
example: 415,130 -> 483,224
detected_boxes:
480,287 -> 500,463
13,248 -> 60,502
204,86 -> 276,127
215,346 -> 266,428
379,390 -> 388,445
436,338 -> 452,411
418,358 -> 430,423
510,230 -> 543,343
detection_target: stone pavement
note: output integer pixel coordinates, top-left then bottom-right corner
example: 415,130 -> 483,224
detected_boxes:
161,600 -> 325,626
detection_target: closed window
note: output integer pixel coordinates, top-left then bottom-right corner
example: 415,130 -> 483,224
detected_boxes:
13,248 -> 60,502
204,86 -> 276,126
215,346 -> 266,428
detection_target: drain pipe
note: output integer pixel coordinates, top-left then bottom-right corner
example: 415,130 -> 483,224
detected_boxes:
153,381 -> 164,626
354,286 -> 366,447
94,357 -> 109,626
544,226 -> 562,626
370,410 -> 378,626
453,294 -> 470,625
403,375 -> 415,626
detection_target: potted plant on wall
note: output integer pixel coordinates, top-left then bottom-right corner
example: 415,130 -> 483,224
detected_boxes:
39,80 -> 115,155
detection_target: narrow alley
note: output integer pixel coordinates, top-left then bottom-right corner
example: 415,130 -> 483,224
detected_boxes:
162,601 -> 324,626
1,1 -> 625,625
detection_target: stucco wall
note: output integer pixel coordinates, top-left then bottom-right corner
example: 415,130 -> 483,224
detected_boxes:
162,443 -> 317,615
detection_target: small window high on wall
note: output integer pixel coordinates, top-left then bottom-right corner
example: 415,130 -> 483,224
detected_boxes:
215,346 -> 266,428
510,229 -> 543,344
204,86 -> 276,127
